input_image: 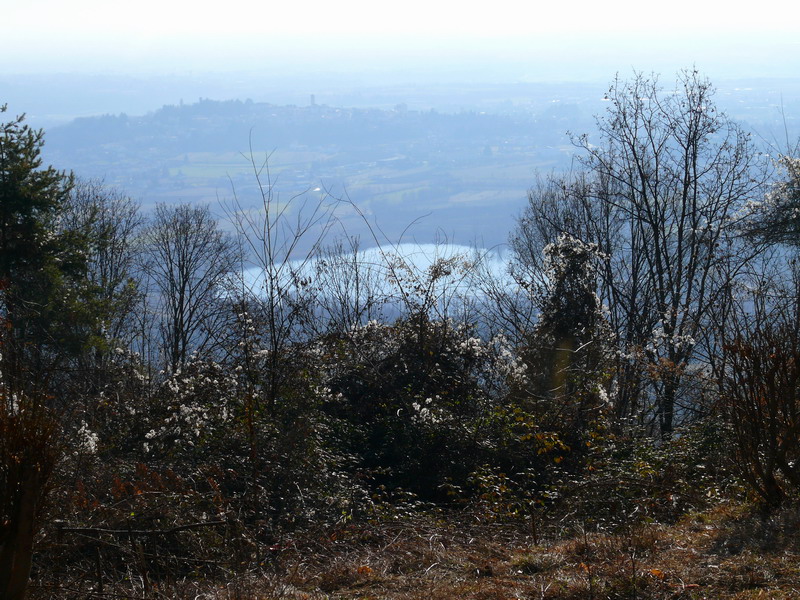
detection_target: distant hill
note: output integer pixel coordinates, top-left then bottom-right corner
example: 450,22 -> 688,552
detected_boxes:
42,98 -> 596,247
40,79 -> 800,247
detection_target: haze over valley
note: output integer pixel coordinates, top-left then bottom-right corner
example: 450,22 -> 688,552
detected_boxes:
11,75 -> 793,250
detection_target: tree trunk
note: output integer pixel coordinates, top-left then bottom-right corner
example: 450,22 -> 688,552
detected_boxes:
0,468 -> 42,600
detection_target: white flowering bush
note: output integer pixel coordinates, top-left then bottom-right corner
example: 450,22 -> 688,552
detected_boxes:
505,234 -> 614,475
79,344 -> 152,453
144,356 -> 238,457
745,155 -> 800,245
312,312 -> 533,500
74,421 -> 99,455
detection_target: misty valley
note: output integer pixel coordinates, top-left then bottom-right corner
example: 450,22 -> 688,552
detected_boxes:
35,76 -> 800,248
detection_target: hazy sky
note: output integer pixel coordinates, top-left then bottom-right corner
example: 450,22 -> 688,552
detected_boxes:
3,0 -> 798,79
6,0 -> 785,38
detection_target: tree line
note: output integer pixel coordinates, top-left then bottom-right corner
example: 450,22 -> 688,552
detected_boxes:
2,70 -> 800,598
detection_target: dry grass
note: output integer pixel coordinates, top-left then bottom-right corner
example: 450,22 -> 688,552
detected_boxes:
30,502 -> 800,599
272,503 -> 800,600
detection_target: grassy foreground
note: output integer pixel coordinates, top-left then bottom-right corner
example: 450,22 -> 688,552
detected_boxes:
30,501 -> 800,599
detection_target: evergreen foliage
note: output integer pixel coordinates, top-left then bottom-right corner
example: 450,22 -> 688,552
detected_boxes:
0,106 -> 112,396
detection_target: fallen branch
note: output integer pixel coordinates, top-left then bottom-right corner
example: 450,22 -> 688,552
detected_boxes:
54,520 -> 227,537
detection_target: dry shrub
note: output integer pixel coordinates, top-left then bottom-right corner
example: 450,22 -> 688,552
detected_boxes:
722,314 -> 800,507
0,393 -> 60,600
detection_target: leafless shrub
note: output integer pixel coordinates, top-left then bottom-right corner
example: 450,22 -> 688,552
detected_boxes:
0,392 -> 60,600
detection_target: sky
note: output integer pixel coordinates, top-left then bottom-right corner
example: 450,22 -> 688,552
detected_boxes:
6,0 -> 786,38
3,0 -> 799,79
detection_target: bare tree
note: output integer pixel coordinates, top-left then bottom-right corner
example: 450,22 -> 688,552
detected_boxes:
142,203 -> 238,373
339,196 -> 484,332
223,152 -> 335,411
308,235 -> 390,335
513,70 -> 767,436
63,181 -> 142,336
59,180 -> 144,390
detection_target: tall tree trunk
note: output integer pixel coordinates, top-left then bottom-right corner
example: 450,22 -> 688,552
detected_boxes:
0,468 -> 43,600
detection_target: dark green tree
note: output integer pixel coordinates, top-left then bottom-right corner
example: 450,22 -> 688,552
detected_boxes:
0,105 -> 92,600
0,105 -> 91,394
